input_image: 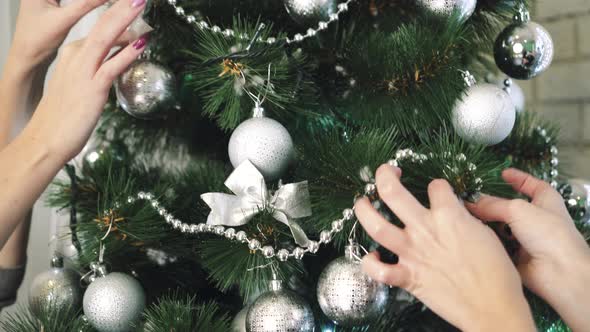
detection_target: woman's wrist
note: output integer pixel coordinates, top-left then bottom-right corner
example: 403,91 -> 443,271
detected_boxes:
544,255 -> 590,331
463,294 -> 536,332
2,49 -> 38,86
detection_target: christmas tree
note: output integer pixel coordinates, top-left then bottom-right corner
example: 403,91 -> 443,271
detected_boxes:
3,0 -> 589,331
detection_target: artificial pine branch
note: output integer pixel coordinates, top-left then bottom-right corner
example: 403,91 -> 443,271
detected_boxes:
197,237 -> 305,302
490,111 -> 559,179
0,306 -> 93,332
184,17 -> 318,130
142,293 -> 231,332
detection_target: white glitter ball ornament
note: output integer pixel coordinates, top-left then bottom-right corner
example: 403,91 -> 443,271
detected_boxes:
452,83 -> 516,146
232,307 -> 248,332
317,244 -> 389,327
246,280 -> 314,332
228,107 -> 294,181
83,272 -> 146,332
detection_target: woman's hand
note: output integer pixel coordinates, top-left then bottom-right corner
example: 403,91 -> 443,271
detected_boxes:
30,0 -> 148,163
467,168 -> 590,332
354,165 -> 536,332
9,0 -> 110,77
0,0 -> 148,247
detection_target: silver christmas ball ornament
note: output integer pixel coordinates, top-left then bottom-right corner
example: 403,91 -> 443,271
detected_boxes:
232,307 -> 249,332
83,271 -> 146,332
228,107 -> 294,181
115,60 -> 177,119
494,9 -> 553,80
83,140 -> 128,169
317,245 -> 389,327
452,83 -> 516,146
416,0 -> 477,21
500,78 -> 526,113
29,256 -> 83,316
246,280 -> 314,332
284,0 -> 337,25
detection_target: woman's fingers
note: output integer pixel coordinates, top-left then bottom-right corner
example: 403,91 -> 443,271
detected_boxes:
428,179 -> 462,211
94,36 -> 147,90
354,197 -> 407,254
60,0 -> 109,29
502,168 -> 569,217
375,164 -> 428,226
362,251 -> 410,288
466,195 -> 539,227
83,0 -> 146,69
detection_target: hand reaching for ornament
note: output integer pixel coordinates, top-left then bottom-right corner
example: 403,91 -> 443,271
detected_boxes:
354,164 -> 536,332
0,0 -> 148,248
467,168 -> 590,332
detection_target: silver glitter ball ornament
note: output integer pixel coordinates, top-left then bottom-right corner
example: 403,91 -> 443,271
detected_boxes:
494,12 -> 554,80
29,256 -> 82,316
232,307 -> 249,332
115,60 -> 177,119
228,108 -> 294,181
83,140 -> 128,169
317,245 -> 389,327
284,0 -> 337,26
452,83 -> 516,146
83,272 -> 146,332
246,280 -> 314,332
416,0 -> 477,21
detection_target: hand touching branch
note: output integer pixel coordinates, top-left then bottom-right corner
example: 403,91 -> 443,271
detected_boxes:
354,165 -> 536,332
467,168 -> 590,332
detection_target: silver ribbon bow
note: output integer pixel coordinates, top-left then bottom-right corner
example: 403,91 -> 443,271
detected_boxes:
201,161 -> 312,247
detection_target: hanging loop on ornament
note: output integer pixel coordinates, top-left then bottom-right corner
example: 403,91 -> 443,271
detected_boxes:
246,261 -> 275,272
243,64 -> 274,111
347,219 -> 359,245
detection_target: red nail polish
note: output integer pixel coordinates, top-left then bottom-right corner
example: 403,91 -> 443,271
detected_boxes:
132,36 -> 147,50
131,0 -> 145,8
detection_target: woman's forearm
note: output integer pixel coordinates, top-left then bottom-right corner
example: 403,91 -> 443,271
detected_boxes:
0,51 -> 38,143
0,123 -> 64,248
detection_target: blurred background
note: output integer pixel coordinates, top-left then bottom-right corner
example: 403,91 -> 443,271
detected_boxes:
518,0 -> 590,179
0,0 -> 589,321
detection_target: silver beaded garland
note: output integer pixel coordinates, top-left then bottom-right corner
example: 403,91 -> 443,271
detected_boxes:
246,280 -> 315,332
228,107 -> 294,181
29,256 -> 83,316
452,83 -> 516,146
494,7 -> 554,80
416,0 -> 477,21
284,0 -> 337,25
83,272 -> 146,332
115,60 -> 177,119
317,245 -> 389,327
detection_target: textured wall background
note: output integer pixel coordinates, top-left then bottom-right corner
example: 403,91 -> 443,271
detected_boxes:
521,0 -> 590,178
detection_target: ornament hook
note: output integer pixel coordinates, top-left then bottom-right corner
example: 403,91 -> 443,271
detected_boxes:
459,70 -> 476,87
515,3 -> 530,23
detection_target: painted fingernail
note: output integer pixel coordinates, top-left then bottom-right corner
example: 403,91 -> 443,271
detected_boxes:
132,36 -> 147,50
131,0 -> 146,8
